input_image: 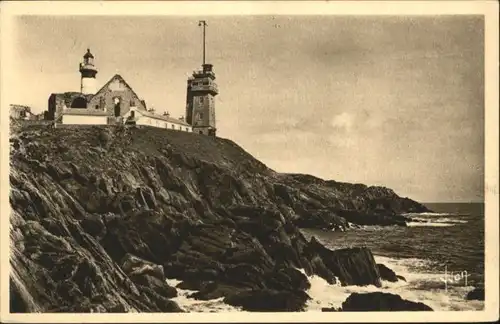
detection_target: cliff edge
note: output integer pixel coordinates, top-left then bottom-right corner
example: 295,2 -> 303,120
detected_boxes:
9,125 -> 429,312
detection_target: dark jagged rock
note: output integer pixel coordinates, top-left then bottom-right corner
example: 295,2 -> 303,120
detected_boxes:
396,275 -> 407,282
121,254 -> 177,299
10,126 -> 429,312
321,306 -> 340,312
176,280 -> 216,292
264,267 -> 311,292
294,209 -> 349,231
137,286 -> 184,312
80,214 -> 107,240
308,254 -> 337,285
308,237 -> 382,287
341,292 -> 433,311
120,253 -> 165,281
224,289 -> 311,312
377,263 -> 399,282
187,283 -> 240,301
466,287 -> 484,301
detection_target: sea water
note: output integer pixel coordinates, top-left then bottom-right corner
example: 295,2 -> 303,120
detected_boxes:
301,202 -> 485,311
167,203 -> 485,312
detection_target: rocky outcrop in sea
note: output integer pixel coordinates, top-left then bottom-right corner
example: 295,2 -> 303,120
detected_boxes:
9,125 -> 430,312
341,292 -> 433,311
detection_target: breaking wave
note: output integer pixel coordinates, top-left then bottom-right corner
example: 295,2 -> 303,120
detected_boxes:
302,255 -> 484,312
165,278 -> 245,313
166,203 -> 483,313
403,212 -> 455,217
410,217 -> 468,224
166,252 -> 484,313
405,212 -> 468,227
407,222 -> 458,227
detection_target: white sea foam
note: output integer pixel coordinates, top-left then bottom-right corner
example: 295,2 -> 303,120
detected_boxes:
166,255 -> 484,313
405,212 -> 468,227
407,222 -> 457,227
402,212 -> 455,217
165,278 -> 245,313
350,225 -> 396,231
410,217 -> 468,224
299,256 -> 484,312
375,255 -> 436,273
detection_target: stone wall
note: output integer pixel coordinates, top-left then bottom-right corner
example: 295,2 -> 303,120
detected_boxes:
48,93 -> 95,120
61,114 -> 108,125
191,94 -> 216,128
88,78 -> 146,118
17,120 -> 53,127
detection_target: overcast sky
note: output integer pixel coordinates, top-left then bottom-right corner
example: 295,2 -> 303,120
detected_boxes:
11,15 -> 484,202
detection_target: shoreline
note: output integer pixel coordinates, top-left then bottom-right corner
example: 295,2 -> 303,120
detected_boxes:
299,214 -> 485,312
165,252 -> 485,312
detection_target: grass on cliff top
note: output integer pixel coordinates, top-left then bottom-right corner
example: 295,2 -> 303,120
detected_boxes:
11,125 -> 271,173
131,126 -> 270,170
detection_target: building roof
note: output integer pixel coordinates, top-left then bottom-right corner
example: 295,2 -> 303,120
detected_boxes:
50,75 -> 145,110
134,109 -> 191,126
92,74 -> 145,109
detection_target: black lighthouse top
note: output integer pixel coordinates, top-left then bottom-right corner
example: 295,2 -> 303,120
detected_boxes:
82,48 -> 96,68
80,48 -> 97,77
84,48 -> 94,59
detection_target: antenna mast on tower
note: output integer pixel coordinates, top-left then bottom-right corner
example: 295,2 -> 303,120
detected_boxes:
198,20 -> 207,65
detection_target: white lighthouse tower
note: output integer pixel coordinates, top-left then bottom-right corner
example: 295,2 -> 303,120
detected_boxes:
79,48 -> 98,94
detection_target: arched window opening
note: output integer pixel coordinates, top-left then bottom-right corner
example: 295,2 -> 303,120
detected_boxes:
113,97 -> 121,117
71,97 -> 87,109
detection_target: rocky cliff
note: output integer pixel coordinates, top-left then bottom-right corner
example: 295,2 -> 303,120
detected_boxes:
9,125 -> 430,312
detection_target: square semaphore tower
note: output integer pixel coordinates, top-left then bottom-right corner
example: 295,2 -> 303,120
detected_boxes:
185,63 -> 218,136
185,20 -> 218,137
